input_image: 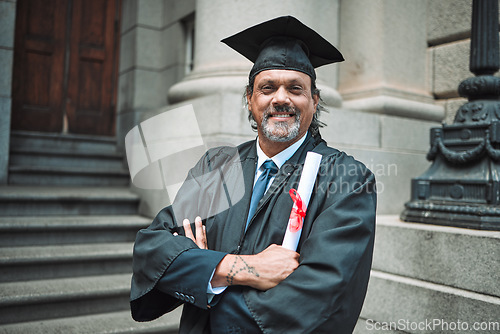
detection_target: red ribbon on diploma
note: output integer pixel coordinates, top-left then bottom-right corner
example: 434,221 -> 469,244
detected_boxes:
288,188 -> 306,232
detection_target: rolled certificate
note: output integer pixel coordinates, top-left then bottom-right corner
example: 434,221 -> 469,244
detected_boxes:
282,151 -> 322,251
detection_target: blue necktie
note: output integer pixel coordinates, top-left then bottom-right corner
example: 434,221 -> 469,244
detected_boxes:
246,160 -> 278,229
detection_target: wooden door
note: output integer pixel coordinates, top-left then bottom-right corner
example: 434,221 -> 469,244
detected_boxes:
11,0 -> 67,133
11,0 -> 120,136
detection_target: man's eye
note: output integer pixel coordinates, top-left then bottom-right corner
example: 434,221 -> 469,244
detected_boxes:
261,86 -> 274,92
290,86 -> 303,93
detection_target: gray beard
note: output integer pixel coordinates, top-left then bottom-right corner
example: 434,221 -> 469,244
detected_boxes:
261,106 -> 301,142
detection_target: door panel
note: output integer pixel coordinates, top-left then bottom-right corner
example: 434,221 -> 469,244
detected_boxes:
66,0 -> 119,136
11,0 -> 67,132
11,0 -> 120,136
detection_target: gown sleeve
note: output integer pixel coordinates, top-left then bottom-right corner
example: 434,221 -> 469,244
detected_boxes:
130,150 -> 222,321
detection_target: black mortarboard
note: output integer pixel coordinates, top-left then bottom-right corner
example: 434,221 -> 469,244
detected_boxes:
221,16 -> 344,80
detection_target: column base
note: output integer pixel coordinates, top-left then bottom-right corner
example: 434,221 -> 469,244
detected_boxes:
343,95 -> 444,122
317,83 -> 342,108
168,75 -> 248,105
401,201 -> 500,231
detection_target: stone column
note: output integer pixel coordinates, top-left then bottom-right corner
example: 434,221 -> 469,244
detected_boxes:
338,0 -> 443,121
168,0 -> 343,107
0,0 -> 17,184
116,0 -> 195,151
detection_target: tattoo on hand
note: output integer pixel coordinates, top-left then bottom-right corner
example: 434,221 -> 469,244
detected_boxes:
226,256 -> 259,285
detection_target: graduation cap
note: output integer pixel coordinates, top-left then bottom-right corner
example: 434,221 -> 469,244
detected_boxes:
221,16 -> 344,81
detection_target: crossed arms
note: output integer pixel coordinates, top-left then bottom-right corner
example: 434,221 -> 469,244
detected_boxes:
181,216 -> 300,291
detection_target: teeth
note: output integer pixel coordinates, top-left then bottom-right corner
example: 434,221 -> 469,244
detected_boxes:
272,114 -> 293,118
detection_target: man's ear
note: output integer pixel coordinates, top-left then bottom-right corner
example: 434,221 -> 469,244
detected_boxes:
246,89 -> 253,111
312,93 -> 319,112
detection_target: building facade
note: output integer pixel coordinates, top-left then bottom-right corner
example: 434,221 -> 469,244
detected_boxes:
0,0 -> 498,332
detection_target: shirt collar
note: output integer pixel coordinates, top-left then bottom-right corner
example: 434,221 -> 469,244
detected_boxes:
256,132 -> 308,171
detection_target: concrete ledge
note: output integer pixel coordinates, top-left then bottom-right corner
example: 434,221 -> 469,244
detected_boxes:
0,186 -> 139,216
8,166 -> 130,187
0,308 -> 181,334
361,270 -> 500,334
374,215 -> 500,297
168,75 -> 247,104
0,215 -> 150,230
10,131 -> 117,153
343,95 -> 444,122
0,215 -> 149,246
0,274 -> 132,324
0,242 -> 133,282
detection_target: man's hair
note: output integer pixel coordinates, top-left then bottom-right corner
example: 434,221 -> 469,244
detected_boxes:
244,76 -> 326,138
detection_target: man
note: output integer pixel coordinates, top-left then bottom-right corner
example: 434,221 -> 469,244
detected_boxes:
131,16 -> 376,334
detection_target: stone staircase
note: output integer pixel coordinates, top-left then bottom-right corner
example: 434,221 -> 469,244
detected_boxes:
0,131 -> 181,333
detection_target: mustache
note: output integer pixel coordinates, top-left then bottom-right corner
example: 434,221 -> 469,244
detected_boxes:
263,105 -> 300,118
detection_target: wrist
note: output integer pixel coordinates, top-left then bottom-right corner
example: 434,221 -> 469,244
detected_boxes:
211,254 -> 259,288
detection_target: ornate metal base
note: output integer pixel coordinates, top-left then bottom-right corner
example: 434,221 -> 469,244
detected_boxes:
401,120 -> 500,231
401,0 -> 500,232
401,201 -> 500,231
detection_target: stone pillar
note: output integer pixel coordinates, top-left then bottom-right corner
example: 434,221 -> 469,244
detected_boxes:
0,0 -> 16,184
116,0 -> 195,151
338,0 -> 444,121
168,0 -> 343,107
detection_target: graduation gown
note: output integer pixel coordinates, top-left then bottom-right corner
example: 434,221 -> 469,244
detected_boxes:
130,133 -> 377,333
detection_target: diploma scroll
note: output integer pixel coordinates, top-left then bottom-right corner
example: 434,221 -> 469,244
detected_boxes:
282,151 -> 322,251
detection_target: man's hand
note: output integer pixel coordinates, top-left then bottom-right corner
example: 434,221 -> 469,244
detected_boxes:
211,244 -> 300,291
181,218 -> 299,291
182,216 -> 207,249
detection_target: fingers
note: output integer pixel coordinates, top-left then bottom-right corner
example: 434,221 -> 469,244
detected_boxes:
194,216 -> 207,249
183,218 -> 195,241
182,216 -> 207,249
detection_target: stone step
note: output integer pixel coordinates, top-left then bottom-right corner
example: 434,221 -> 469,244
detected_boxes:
10,130 -> 118,154
8,165 -> 130,186
10,145 -> 125,170
0,308 -> 182,334
0,215 -> 150,246
0,274 -> 132,324
360,270 -> 500,334
0,186 -> 139,216
373,215 -> 500,298
0,242 -> 135,282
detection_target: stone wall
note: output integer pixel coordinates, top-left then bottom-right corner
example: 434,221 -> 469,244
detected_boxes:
354,2 -> 500,333
428,0 -> 500,124
0,0 -> 16,184
95,0 -> 500,331
116,0 -> 195,153
115,0 -> 499,217
332,0 -> 444,215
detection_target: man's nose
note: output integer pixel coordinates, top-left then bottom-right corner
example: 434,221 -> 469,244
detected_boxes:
272,86 -> 290,105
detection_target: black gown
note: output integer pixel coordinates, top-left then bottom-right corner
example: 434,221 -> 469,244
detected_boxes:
131,133 -> 377,334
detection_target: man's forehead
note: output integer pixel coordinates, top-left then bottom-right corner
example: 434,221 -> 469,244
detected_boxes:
254,69 -> 312,85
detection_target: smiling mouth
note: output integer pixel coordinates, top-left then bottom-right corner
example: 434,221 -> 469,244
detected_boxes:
264,105 -> 299,121
269,113 -> 295,118
267,110 -> 297,119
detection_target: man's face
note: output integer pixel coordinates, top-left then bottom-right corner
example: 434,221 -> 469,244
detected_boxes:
247,70 -> 319,145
